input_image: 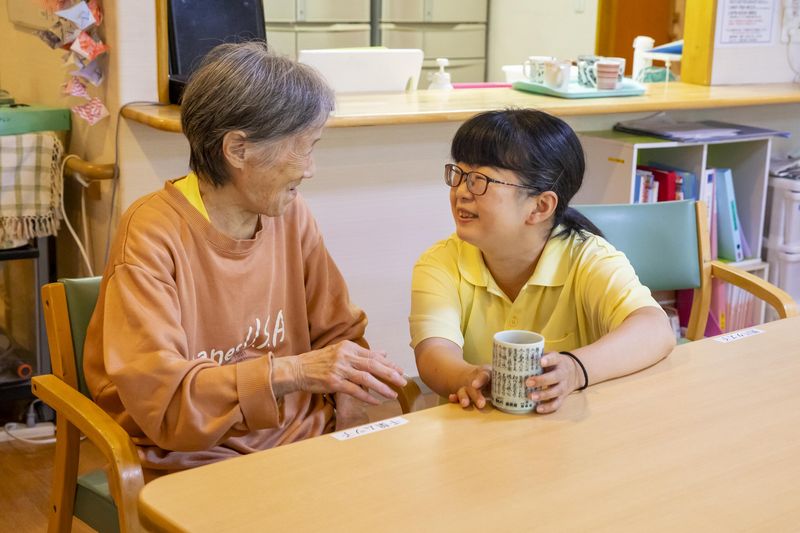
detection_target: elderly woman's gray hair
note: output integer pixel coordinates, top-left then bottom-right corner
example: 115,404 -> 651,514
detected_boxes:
180,41 -> 335,186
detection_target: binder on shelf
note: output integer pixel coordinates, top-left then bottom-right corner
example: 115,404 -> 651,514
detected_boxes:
638,165 -> 681,201
739,225 -> 752,258
715,168 -> 745,262
646,162 -> 698,201
634,169 -> 658,203
698,169 -> 717,258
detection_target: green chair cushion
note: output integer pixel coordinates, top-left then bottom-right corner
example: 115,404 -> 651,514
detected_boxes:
60,277 -> 101,397
574,201 -> 701,291
75,469 -> 119,533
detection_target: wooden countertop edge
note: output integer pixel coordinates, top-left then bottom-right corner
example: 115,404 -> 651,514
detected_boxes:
120,85 -> 800,133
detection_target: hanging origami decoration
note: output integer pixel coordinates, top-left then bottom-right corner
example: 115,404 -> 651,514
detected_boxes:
35,0 -> 109,125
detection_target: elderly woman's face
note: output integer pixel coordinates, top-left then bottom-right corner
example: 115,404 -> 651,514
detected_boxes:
238,127 -> 323,217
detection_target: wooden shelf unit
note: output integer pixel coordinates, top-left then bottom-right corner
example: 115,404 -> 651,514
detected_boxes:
577,130 -> 771,268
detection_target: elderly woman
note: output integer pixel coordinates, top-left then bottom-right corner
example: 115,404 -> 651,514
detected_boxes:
83,42 -> 407,477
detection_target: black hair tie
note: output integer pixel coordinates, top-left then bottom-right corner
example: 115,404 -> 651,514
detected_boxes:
560,351 -> 588,391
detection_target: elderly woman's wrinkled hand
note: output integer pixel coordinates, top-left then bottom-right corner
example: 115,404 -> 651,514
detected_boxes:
448,364 -> 491,409
294,340 -> 407,405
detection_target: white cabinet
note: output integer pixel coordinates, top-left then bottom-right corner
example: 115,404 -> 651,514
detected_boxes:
578,131 -> 771,266
380,0 -> 488,82
380,23 -> 485,59
264,0 -> 370,23
267,24 -> 370,58
420,58 -> 485,84
381,0 -> 487,23
264,0 -> 370,60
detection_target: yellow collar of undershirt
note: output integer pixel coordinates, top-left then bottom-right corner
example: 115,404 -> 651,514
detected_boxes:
173,171 -> 210,221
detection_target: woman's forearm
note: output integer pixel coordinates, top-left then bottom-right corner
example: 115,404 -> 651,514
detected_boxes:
570,307 -> 676,387
414,338 -> 473,397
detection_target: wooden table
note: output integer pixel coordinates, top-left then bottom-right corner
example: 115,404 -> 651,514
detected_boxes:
139,318 -> 800,532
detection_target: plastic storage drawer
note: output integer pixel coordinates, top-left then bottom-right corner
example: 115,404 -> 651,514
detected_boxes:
766,245 -> 800,303
381,0 -> 487,23
263,0 -> 370,23
266,24 -> 371,59
766,177 -> 800,248
381,23 -> 486,60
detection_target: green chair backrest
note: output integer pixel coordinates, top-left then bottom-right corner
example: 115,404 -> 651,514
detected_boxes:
573,200 -> 701,291
61,277 -> 102,397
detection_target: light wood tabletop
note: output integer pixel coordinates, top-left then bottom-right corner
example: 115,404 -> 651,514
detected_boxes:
139,317 -> 800,532
121,82 -> 800,132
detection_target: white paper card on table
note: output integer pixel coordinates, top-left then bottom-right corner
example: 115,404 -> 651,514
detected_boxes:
713,328 -> 764,343
330,416 -> 408,441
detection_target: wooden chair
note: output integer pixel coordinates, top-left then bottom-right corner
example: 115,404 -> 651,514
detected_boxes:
33,277 -> 140,533
33,277 -> 422,533
574,200 -> 798,340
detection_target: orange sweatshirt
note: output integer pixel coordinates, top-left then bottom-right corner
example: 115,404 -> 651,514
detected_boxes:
83,181 -> 367,474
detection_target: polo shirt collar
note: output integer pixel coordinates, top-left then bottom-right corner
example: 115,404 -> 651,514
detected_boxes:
527,226 -> 572,287
456,225 -> 572,289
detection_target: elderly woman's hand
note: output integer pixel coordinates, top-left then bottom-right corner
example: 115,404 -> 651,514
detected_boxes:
526,351 -> 583,414
280,340 -> 407,405
448,364 -> 491,409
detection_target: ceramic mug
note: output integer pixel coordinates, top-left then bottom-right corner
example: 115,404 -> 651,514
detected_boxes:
544,60 -> 571,91
523,55 -> 556,84
491,330 -> 544,414
577,54 -> 601,87
579,55 -> 626,88
595,60 -> 622,90
602,56 -> 627,82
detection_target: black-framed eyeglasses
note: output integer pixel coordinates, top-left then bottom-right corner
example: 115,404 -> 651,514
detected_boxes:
444,164 -> 539,196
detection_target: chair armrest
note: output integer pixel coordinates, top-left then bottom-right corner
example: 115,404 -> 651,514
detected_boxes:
710,261 -> 799,319
31,375 -> 144,516
383,376 -> 423,414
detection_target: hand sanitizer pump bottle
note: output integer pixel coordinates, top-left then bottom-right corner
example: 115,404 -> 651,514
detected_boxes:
632,35 -> 655,81
428,58 -> 453,90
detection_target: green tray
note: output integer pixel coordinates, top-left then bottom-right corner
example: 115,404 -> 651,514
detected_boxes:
512,78 -> 645,99
0,106 -> 71,136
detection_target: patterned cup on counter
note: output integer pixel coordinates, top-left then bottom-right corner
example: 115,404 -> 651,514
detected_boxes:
544,59 -> 572,91
523,55 -> 556,84
491,330 -> 544,414
577,54 -> 601,87
578,55 -> 626,88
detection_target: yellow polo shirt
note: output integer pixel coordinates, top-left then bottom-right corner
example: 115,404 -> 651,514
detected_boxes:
409,227 -> 661,365
173,172 -> 210,221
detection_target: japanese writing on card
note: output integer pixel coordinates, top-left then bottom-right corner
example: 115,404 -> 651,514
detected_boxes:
330,417 -> 408,441
713,328 -> 764,343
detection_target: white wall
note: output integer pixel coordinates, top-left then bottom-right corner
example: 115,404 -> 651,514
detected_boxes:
487,0 -> 598,82
711,0 -> 800,84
